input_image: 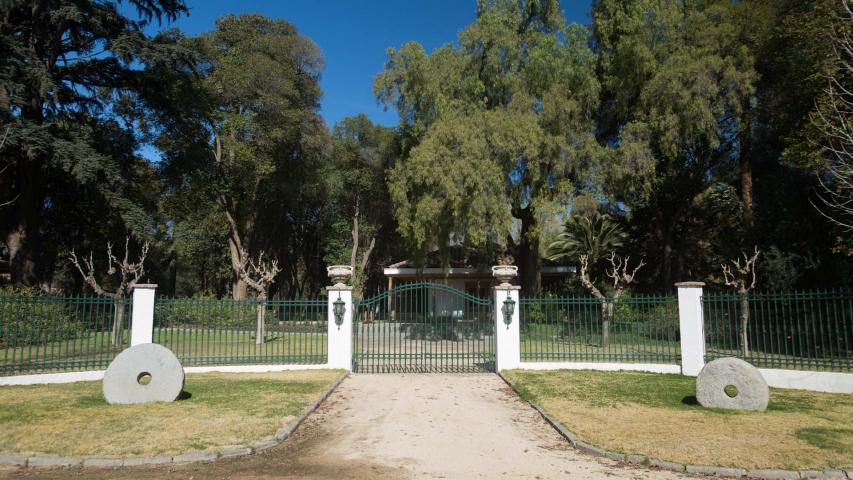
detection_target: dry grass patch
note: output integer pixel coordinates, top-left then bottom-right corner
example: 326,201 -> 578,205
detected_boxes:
505,369 -> 853,470
0,369 -> 343,458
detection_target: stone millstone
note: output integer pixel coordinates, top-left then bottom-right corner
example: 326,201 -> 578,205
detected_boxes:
696,357 -> 768,411
103,343 -> 185,405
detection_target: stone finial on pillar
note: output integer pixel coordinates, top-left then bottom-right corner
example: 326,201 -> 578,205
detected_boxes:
492,265 -> 521,372
676,281 -> 706,376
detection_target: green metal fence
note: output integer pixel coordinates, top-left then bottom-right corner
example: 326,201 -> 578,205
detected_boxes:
520,294 -> 681,364
153,297 -> 327,366
702,290 -> 853,372
353,282 -> 495,373
0,294 -> 132,375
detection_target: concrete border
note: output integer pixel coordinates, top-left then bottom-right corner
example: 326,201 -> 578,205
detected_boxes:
520,361 -> 682,375
496,371 -> 851,479
0,363 -> 330,386
0,370 -> 349,469
758,368 -> 853,394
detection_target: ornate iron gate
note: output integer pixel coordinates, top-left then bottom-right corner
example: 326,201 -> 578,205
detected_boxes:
352,282 -> 495,373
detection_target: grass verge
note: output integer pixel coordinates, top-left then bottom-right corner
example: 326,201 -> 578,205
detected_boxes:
0,369 -> 343,458
504,369 -> 853,470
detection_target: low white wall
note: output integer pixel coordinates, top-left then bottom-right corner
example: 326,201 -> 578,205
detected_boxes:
758,368 -> 853,394
520,362 -> 682,375
0,364 -> 330,386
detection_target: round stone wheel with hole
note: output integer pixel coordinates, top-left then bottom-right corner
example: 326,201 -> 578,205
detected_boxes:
696,357 -> 769,411
103,343 -> 185,405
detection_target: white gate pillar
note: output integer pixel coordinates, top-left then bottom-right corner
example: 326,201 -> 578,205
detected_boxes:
492,265 -> 521,372
130,284 -> 157,346
327,285 -> 353,371
676,281 -> 706,376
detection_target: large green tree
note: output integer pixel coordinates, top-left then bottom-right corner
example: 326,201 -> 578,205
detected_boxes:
157,14 -> 329,299
376,0 -> 620,294
593,0 -> 757,289
0,0 -> 188,286
324,114 -> 396,294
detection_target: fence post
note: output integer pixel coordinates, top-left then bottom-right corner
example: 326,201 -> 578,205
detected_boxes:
493,266 -> 521,372
130,284 -> 157,346
676,281 -> 705,376
327,284 -> 353,371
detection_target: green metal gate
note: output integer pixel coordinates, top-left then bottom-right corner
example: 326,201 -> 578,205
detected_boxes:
352,282 -> 495,373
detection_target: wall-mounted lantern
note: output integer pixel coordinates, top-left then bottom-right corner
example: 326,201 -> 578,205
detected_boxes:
501,296 -> 515,329
333,295 -> 346,330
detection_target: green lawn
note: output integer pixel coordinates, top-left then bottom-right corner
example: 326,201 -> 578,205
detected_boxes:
0,370 -> 343,457
1,329 -> 328,375
505,369 -> 853,470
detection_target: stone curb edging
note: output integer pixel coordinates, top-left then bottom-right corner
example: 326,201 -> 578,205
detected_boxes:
495,372 -> 851,480
1,371 -> 350,469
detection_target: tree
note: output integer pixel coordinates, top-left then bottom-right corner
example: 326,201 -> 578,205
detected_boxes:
721,247 -> 760,357
377,0 -> 613,294
238,250 -> 281,344
578,252 -> 645,348
813,0 -> 853,232
545,213 -> 627,265
69,237 -> 150,346
593,0 -> 756,289
0,0 -> 188,286
324,115 -> 395,294
157,14 -> 328,299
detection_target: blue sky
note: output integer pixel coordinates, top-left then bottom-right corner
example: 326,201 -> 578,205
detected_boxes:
143,0 -> 593,129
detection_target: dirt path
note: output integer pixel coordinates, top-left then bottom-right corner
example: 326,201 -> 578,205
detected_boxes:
0,374 -> 695,479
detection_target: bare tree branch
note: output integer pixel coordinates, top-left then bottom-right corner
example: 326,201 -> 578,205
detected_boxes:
722,246 -> 760,294
68,237 -> 149,298
238,249 -> 282,299
578,254 -> 605,300
721,247 -> 760,357
812,1 -> 853,230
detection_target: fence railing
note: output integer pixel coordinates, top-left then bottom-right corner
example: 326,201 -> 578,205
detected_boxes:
0,294 -> 131,375
703,290 -> 853,372
153,297 -> 328,366
520,294 -> 681,364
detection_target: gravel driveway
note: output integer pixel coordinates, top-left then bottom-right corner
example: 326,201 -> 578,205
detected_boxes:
0,374 -> 694,479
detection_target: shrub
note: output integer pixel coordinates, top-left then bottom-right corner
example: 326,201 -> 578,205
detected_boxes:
154,295 -> 257,329
0,287 -> 83,348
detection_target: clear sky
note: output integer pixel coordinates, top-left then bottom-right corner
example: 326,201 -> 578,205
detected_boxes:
143,0 -> 593,129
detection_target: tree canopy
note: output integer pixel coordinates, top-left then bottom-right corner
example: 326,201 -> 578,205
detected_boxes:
1,0 -> 850,297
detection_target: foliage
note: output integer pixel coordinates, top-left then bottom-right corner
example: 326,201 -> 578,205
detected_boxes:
157,13 -> 329,299
0,287 -> 82,348
0,0 -> 189,285
545,213 -> 626,264
377,0 -> 621,293
2,0 -> 853,298
154,296 -> 257,329
323,114 -> 397,294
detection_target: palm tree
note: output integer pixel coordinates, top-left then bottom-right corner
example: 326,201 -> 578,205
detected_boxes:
545,213 -> 627,263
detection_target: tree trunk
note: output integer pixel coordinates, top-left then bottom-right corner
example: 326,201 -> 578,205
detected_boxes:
226,231 -> 248,300
601,301 -> 613,349
518,208 -> 542,295
255,296 -> 266,345
740,111 -> 754,227
111,300 -> 125,347
232,277 -> 248,300
739,292 -> 750,357
6,155 -> 40,286
168,252 -> 177,297
654,210 -> 673,290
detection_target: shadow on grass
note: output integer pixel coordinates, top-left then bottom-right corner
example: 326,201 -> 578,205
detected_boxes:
681,395 -> 698,406
177,390 -> 192,401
